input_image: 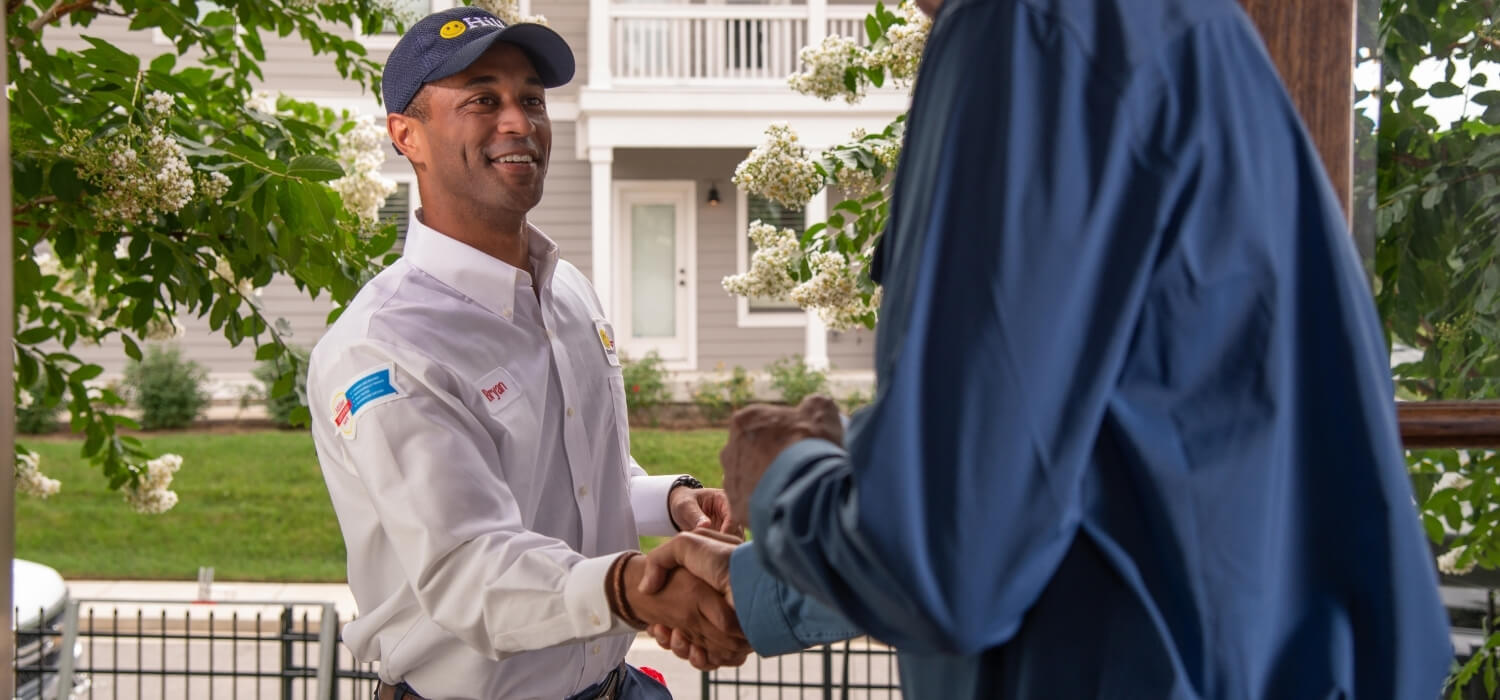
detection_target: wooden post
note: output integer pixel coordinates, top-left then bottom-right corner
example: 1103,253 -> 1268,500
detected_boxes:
1237,0 -> 1356,222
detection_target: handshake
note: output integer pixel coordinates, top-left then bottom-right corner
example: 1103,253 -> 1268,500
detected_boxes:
605,396 -> 846,671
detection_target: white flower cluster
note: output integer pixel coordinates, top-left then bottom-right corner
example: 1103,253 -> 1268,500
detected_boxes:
834,167 -> 879,199
211,254 -> 257,298
789,34 -> 864,103
124,453 -> 183,515
201,172 -> 231,203
788,251 -> 879,329
1432,471 -> 1473,495
733,123 -> 823,210
17,387 -> 33,408
469,0 -> 549,25
866,1 -> 930,83
246,90 -> 280,114
144,317 -> 187,341
723,221 -> 801,300
1438,545 -> 1476,576
330,115 -> 398,222
16,450 -> 60,500
788,1 -> 929,101
723,223 -> 882,330
66,90 -> 197,225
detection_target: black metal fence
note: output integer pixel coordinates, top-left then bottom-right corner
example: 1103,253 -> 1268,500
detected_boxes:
701,639 -> 902,699
19,598 -> 901,699
19,599 -> 381,700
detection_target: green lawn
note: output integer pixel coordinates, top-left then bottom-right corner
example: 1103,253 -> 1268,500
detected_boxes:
17,429 -> 728,582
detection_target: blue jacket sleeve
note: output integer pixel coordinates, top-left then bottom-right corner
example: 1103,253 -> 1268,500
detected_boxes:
728,543 -> 863,656
745,0 -> 1172,656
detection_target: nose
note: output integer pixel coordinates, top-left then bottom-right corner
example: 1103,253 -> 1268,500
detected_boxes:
496,97 -> 535,138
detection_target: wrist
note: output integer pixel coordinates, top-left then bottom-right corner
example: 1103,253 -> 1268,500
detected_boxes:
666,475 -> 704,531
606,552 -> 647,629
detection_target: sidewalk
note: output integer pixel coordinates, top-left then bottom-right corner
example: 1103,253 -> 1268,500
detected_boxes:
65,579 -> 707,699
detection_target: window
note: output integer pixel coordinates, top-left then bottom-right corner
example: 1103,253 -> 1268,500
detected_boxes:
745,194 -> 802,312
380,181 -> 417,253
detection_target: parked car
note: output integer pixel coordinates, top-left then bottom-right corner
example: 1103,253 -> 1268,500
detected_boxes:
13,558 -> 80,700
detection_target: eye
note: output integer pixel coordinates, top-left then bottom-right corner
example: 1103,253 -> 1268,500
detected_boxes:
471,95 -> 499,107
523,96 -> 545,107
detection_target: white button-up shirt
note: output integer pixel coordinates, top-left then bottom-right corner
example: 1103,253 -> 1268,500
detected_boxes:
308,214 -> 683,700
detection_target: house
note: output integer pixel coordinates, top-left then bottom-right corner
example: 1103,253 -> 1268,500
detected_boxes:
50,0 -> 897,411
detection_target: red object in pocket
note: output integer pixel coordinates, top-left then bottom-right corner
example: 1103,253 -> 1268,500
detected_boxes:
639,666 -> 667,686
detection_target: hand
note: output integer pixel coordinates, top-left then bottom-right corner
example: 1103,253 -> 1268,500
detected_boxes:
720,395 -> 843,525
669,487 -> 744,538
620,554 -> 751,671
639,528 -> 743,600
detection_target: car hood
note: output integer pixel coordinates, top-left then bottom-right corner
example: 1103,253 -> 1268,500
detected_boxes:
13,559 -> 67,630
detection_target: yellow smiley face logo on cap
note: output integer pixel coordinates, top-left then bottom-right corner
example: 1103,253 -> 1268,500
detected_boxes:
440,20 -> 466,39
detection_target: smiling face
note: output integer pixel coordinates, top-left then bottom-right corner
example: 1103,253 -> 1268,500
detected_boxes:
390,42 -> 552,220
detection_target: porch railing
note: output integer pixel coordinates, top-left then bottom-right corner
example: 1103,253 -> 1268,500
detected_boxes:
601,4 -> 873,86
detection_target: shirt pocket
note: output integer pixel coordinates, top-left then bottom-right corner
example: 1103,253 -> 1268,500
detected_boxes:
471,365 -> 541,474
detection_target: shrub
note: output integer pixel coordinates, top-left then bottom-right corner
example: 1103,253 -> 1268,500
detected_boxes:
768,354 -> 829,405
692,366 -> 756,423
621,351 -> 672,424
840,389 -> 873,414
123,345 -> 210,430
16,379 -> 59,435
253,345 -> 311,429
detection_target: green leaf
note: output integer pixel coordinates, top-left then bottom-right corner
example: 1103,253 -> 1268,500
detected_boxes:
71,364 -> 104,383
122,334 -> 143,362
289,405 -> 311,427
149,53 -> 177,74
1421,184 -> 1447,210
287,154 -> 345,182
80,36 -> 141,75
49,161 -> 83,202
865,15 -> 881,44
16,327 -> 54,344
1428,81 -> 1463,98
255,343 -> 283,362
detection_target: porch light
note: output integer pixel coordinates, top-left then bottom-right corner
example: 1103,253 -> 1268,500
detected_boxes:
707,182 -> 721,207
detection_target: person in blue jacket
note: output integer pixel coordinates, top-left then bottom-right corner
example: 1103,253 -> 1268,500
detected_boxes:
639,0 -> 1454,696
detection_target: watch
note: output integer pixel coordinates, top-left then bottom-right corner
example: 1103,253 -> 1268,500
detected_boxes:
668,475 -> 705,531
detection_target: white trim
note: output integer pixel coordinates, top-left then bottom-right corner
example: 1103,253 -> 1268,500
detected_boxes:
589,147 -> 615,322
612,180 -> 699,371
802,188 -> 830,369
736,187 -> 808,328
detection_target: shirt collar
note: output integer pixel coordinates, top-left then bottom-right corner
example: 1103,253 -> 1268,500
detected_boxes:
402,209 -> 562,321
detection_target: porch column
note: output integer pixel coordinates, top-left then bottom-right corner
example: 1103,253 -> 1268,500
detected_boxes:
589,146 -> 615,320
1237,0 -> 1355,221
589,0 -> 612,89
806,0 -> 828,46
803,189 -> 830,371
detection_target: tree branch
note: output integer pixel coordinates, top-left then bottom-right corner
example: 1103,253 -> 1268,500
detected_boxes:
14,195 -> 57,216
11,0 -> 97,47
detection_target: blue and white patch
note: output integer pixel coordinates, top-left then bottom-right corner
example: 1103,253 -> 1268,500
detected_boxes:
330,364 -> 404,439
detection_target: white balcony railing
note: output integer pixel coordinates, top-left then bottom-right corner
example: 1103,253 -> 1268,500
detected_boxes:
597,3 -> 872,87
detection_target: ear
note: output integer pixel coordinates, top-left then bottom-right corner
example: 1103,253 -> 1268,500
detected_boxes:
388,113 -> 425,164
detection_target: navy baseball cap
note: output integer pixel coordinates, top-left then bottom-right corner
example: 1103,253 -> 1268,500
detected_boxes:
381,6 -> 575,115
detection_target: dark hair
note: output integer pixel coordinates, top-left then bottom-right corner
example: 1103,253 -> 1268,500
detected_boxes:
402,86 -> 430,122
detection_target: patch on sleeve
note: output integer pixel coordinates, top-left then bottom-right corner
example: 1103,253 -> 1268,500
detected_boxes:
594,318 -> 620,367
330,364 -> 404,439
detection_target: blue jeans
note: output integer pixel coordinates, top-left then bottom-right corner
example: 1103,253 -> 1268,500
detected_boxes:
566,664 -> 673,700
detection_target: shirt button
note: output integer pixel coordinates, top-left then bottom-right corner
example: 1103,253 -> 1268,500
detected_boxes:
578,485 -> 589,498
592,644 -> 601,656
502,308 -> 513,319
567,406 -> 575,417
546,329 -> 556,339
590,614 -> 601,626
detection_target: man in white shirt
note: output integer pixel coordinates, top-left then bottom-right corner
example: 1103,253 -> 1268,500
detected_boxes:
308,8 -> 749,699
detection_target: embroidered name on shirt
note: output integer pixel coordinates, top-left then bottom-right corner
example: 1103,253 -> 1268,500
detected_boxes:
482,380 -> 509,402
330,365 -> 404,439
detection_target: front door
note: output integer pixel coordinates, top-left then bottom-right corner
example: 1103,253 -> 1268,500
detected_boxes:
614,181 -> 696,368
